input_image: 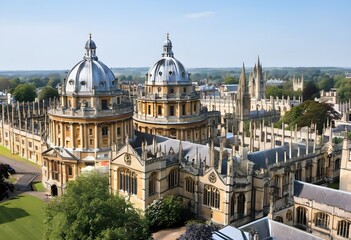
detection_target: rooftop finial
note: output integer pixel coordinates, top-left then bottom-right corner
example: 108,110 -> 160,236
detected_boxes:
167,33 -> 169,40
89,33 -> 92,40
162,33 -> 174,57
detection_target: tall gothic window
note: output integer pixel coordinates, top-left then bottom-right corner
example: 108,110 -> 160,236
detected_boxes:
119,169 -> 137,195
295,164 -> 302,181
316,159 -> 325,181
185,177 -> 195,193
337,220 -> 350,239
237,192 -> 245,217
168,169 -> 178,189
263,184 -> 270,208
230,194 -> 235,217
149,172 -> 156,196
296,207 -> 308,228
315,212 -> 330,230
286,210 -> 293,222
274,216 -> 283,223
203,185 -> 220,209
335,158 -> 341,170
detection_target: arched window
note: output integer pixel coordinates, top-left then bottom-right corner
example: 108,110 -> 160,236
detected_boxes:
203,185 -> 220,209
296,207 -> 308,227
335,158 -> 341,170
274,216 -> 283,223
149,172 -> 156,196
185,177 -> 195,193
316,159 -> 325,181
263,184 -> 270,208
168,169 -> 178,189
158,105 -> 162,115
337,220 -> 350,238
119,169 -> 137,195
286,210 -> 293,222
148,105 -> 151,115
295,163 -> 302,181
237,192 -> 245,217
315,212 -> 330,230
230,194 -> 235,217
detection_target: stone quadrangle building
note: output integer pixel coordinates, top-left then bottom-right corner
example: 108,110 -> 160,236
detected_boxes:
1,34 -> 351,238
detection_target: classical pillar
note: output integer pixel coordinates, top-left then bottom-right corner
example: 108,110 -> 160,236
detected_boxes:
79,123 -> 83,148
70,123 -> 74,149
95,123 -> 99,149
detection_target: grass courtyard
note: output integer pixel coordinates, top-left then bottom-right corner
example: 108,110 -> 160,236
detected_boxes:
0,194 -> 45,240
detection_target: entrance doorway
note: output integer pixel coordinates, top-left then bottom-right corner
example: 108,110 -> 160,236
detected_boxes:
51,184 -> 58,196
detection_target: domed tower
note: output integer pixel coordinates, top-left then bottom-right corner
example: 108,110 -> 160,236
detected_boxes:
42,35 -> 134,195
134,34 -> 208,143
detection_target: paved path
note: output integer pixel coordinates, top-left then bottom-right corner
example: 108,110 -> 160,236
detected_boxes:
152,226 -> 186,240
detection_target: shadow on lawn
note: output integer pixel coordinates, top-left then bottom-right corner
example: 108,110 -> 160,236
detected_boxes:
0,204 -> 29,224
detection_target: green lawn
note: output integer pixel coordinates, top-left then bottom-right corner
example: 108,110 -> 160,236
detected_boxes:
0,194 -> 45,240
0,145 -> 39,167
32,182 -> 47,192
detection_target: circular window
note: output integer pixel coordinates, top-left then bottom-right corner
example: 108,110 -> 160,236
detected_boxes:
159,71 -> 162,76
81,81 -> 86,86
112,80 -> 115,86
169,71 -> 173,75
100,81 -> 105,86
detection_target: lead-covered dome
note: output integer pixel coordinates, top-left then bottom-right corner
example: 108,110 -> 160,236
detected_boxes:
147,34 -> 190,85
64,35 -> 117,95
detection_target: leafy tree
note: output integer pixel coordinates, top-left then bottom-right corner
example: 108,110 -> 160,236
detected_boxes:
0,164 -> 14,200
146,195 -> 184,229
9,78 -> 21,89
223,76 -> 238,84
280,100 -> 341,134
12,84 -> 37,102
318,76 -> 334,91
0,77 -> 10,90
178,223 -> 216,240
302,81 -> 319,101
38,86 -> 59,102
47,78 -> 61,88
44,173 -> 151,240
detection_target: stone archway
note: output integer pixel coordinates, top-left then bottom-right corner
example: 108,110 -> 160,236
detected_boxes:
51,184 -> 58,196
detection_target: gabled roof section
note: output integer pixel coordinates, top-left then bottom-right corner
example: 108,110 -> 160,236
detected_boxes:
42,147 -> 78,161
294,180 -> 351,212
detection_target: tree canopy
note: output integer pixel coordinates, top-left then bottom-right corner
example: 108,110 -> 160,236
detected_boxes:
44,173 -> 151,240
12,84 -> 37,102
280,100 -> 341,134
38,86 -> 59,102
146,195 -> 184,229
0,164 -> 14,200
178,223 -> 216,240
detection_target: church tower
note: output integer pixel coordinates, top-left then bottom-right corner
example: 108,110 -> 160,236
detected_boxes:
236,63 -> 251,120
248,56 -> 265,100
133,34 -> 208,143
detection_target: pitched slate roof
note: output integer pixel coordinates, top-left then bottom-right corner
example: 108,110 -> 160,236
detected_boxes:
294,181 -> 351,212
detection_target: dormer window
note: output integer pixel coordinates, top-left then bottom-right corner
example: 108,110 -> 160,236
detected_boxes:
159,71 -> 162,76
69,80 -> 74,85
100,81 -> 105,87
81,81 -> 86,86
169,71 -> 173,75
112,80 -> 115,86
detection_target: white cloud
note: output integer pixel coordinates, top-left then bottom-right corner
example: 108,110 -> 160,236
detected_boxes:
184,11 -> 216,19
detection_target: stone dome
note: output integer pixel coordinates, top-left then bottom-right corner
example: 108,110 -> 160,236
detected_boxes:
147,34 -> 190,85
64,35 -> 117,95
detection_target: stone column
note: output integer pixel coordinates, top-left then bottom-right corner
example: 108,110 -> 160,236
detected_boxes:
95,123 -> 99,149
70,123 -> 74,149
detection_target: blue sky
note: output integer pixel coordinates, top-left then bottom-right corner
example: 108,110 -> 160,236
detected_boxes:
0,0 -> 350,70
